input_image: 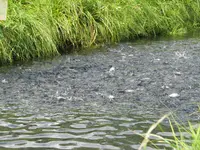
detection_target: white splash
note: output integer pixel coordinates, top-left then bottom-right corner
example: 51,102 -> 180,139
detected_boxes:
169,93 -> 180,98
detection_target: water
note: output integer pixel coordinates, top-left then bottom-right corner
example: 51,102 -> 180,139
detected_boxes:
0,103 -> 172,150
0,37 -> 200,149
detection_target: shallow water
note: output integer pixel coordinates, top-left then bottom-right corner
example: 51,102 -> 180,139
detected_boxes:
0,103 -> 174,150
0,37 -> 200,149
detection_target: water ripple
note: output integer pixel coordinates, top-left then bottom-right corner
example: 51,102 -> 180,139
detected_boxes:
0,108 -> 160,149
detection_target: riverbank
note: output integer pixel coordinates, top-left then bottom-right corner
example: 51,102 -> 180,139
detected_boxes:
0,0 -> 200,64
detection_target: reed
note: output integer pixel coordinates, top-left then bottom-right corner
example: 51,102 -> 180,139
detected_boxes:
0,0 -> 200,64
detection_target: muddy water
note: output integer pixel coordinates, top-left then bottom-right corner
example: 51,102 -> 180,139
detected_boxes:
0,37 -> 200,149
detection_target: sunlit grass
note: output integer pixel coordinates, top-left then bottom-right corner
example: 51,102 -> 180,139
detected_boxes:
1,0 -> 200,64
139,114 -> 200,150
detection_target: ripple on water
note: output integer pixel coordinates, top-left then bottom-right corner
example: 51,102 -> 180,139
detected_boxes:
0,98 -> 196,150
0,107 -> 175,150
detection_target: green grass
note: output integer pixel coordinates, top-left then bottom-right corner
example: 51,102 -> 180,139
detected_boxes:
1,0 -> 200,64
139,114 -> 200,150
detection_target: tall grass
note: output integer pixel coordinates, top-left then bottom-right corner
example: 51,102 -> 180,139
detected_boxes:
139,114 -> 200,150
1,0 -> 200,64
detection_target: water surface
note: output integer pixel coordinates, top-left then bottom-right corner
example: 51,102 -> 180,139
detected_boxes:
0,37 -> 200,149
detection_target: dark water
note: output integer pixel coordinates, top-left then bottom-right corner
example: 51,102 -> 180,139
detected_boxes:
0,37 -> 200,149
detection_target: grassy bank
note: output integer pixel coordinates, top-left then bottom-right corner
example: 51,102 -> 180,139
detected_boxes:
0,0 -> 200,64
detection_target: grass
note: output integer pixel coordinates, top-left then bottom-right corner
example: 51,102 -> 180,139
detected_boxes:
1,0 -> 200,64
139,114 -> 200,150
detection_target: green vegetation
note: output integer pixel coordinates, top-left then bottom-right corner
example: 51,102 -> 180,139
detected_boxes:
139,114 -> 200,150
1,0 -> 200,64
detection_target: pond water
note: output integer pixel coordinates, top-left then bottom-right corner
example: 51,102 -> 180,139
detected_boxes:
0,37 -> 199,149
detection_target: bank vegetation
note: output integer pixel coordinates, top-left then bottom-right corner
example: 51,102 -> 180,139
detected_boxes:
0,0 -> 200,63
